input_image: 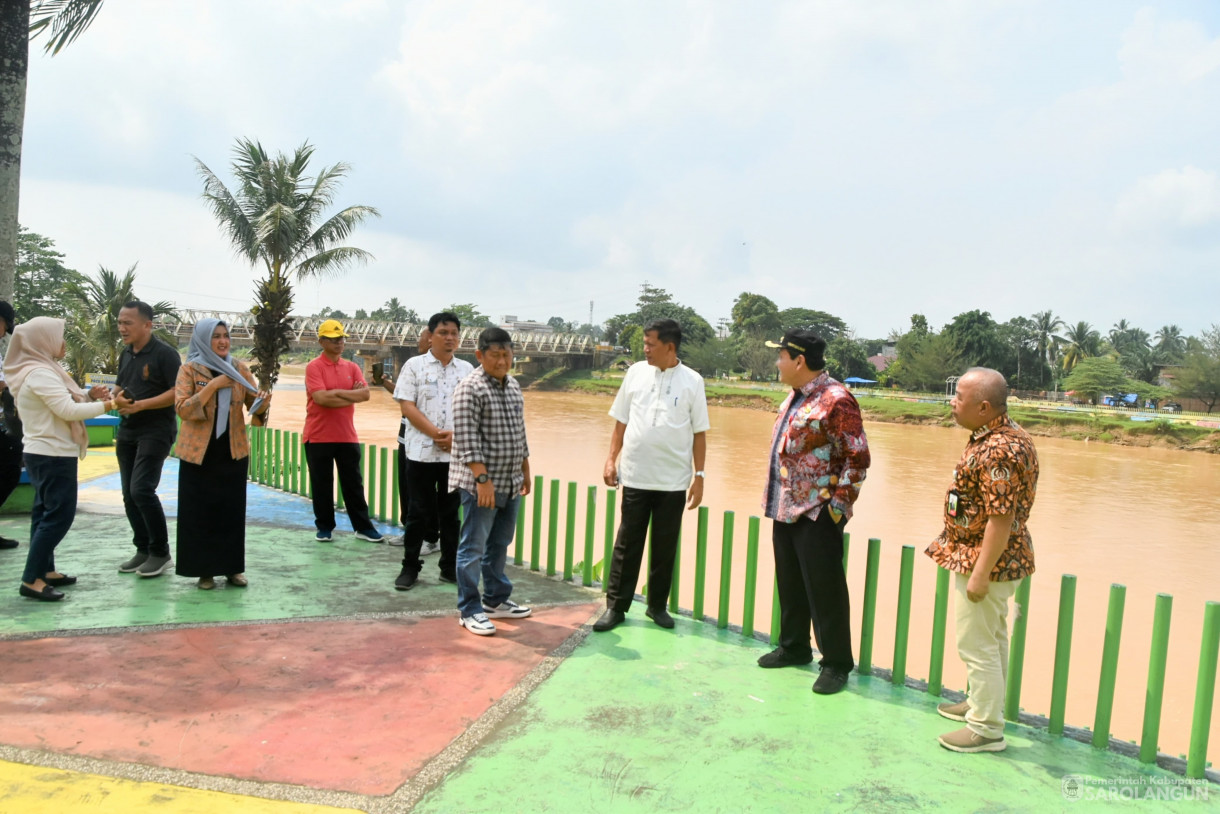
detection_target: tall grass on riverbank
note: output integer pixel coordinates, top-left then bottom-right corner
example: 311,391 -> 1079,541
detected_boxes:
533,369 -> 1220,453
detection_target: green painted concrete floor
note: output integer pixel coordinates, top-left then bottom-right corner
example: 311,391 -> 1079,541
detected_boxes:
1,472 -> 1213,812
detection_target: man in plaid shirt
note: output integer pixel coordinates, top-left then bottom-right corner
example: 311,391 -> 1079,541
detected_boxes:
448,327 -> 533,636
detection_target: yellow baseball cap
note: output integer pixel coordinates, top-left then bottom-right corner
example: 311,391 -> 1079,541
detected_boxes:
318,318 -> 348,339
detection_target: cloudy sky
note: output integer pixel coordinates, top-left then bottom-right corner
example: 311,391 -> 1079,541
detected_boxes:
20,0 -> 1220,338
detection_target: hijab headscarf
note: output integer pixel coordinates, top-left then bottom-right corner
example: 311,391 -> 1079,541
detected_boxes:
187,318 -> 257,438
5,317 -> 91,458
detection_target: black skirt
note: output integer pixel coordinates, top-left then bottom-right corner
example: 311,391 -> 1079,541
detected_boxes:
176,423 -> 248,577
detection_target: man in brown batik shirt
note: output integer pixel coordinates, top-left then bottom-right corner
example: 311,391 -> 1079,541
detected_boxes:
925,367 -> 1038,754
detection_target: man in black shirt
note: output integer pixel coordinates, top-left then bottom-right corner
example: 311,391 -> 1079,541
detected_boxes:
113,301 -> 181,577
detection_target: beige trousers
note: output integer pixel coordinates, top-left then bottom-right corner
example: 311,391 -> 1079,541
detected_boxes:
954,572 -> 1019,739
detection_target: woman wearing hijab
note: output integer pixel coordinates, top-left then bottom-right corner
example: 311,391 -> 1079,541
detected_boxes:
174,318 -> 269,589
8,317 -> 116,601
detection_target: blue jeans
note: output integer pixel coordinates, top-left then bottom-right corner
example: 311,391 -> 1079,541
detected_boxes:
22,454 -> 78,585
456,489 -> 520,618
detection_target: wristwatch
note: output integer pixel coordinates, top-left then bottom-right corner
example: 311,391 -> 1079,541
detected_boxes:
694,471 -> 706,478
475,473 -> 490,484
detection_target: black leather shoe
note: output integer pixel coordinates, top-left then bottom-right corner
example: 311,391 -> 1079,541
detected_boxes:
19,583 -> 64,601
394,570 -> 418,591
812,667 -> 850,695
45,574 -> 77,587
0,535 -> 19,549
645,607 -> 675,629
592,608 -> 625,632
438,572 -> 457,584
757,648 -> 814,668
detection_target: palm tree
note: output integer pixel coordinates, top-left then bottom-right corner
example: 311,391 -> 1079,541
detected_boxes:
1108,319 -> 1132,352
195,139 -> 380,389
1031,310 -> 1062,386
1155,324 -> 1186,360
65,263 -> 175,378
1056,321 -> 1101,373
1,1 -> 105,299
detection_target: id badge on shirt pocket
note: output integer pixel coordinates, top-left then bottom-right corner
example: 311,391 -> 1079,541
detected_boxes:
947,490 -> 961,518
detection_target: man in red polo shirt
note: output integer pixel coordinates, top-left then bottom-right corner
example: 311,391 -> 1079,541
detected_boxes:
303,319 -> 383,543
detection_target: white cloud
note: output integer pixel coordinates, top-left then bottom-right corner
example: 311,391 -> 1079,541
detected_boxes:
17,1 -> 1220,339
1116,166 -> 1220,231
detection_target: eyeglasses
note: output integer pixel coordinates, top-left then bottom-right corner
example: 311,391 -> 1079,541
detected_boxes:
320,336 -> 346,343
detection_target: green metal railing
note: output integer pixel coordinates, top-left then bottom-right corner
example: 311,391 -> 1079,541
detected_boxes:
246,426 -> 1219,780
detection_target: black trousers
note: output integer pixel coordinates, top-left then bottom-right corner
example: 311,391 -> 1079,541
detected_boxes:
397,442 -> 439,539
401,460 -> 459,577
0,431 -> 22,510
116,436 -> 173,556
773,510 -> 854,672
305,442 -> 372,533
605,486 -> 685,612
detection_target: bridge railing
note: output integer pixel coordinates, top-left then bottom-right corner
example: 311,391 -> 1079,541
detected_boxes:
154,311 -> 596,354
244,425 -> 1220,782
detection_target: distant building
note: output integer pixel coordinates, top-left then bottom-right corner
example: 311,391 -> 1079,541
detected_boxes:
869,345 -> 897,373
500,315 -> 553,333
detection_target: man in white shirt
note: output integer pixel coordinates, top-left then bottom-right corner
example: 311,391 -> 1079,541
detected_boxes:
393,312 -> 473,591
595,319 -> 710,631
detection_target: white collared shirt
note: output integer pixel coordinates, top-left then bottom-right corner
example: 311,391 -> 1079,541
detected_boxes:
609,360 -> 711,491
394,350 -> 474,463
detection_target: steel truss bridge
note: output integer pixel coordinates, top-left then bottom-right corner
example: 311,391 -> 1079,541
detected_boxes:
153,310 -> 598,364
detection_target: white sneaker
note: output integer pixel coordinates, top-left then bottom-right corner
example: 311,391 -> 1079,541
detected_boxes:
386,534 -> 405,547
483,600 -> 532,619
421,539 -> 440,555
460,613 -> 496,636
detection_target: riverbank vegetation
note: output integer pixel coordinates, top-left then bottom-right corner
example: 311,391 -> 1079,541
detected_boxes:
534,369 -> 1220,453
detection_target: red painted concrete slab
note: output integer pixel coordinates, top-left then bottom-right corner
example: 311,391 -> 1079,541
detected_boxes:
0,604 -> 599,795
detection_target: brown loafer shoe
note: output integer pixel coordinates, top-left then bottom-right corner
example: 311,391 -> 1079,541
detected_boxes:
226,574 -> 248,587
197,577 -> 216,590
937,726 -> 1006,753
937,699 -> 970,722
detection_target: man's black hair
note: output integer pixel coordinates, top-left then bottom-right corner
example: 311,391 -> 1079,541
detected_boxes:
644,318 -> 682,352
428,311 -> 461,332
122,300 -> 155,321
0,300 -> 14,333
477,327 -> 514,352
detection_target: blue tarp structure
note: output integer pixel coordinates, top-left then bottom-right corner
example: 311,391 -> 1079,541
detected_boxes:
844,377 -> 878,384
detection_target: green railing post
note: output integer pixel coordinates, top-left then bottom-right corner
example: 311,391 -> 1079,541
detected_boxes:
583,485 -> 596,586
264,427 -> 273,485
1049,575 -> 1077,735
693,506 -> 708,620
274,429 -> 283,489
531,474 -> 543,571
563,481 -> 576,582
248,427 -> 258,483
1139,593 -> 1173,763
717,511 -> 735,629
928,566 -> 951,696
669,528 -> 682,614
547,478 -> 559,577
1187,601 -> 1220,779
1004,576 -> 1032,721
290,432 -> 300,495
378,446 -> 388,522
741,516 -> 760,638
858,538 -> 882,675
842,531 -> 850,573
514,499 -> 525,565
892,545 -> 915,686
1093,583 -> 1127,748
602,488 -> 616,592
390,449 -> 399,524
